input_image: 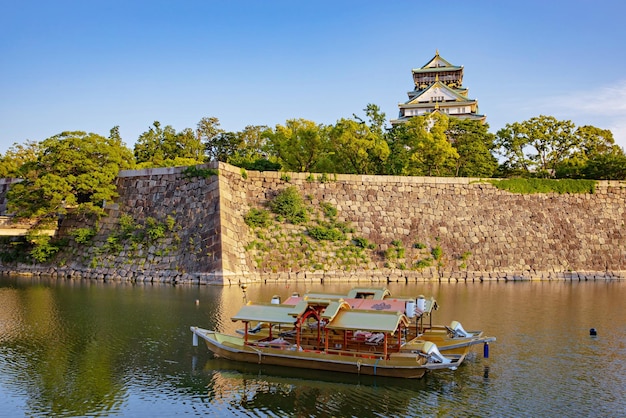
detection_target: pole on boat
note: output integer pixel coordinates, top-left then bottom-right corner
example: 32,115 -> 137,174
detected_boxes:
483,342 -> 489,358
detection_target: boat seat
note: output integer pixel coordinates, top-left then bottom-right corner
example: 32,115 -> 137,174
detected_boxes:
365,333 -> 385,345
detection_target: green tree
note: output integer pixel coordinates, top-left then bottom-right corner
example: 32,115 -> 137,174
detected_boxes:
447,118 -> 498,177
0,140 -> 40,178
265,119 -> 330,172
496,115 -> 577,177
197,116 -> 225,161
397,113 -> 458,176
575,125 -> 620,157
227,125 -> 281,170
134,122 -> 204,167
581,152 -> 626,180
208,131 -> 243,162
383,124 -> 413,175
7,130 -> 134,221
329,117 -> 389,174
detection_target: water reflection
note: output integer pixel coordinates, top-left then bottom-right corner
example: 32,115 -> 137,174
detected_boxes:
199,357 -> 434,417
0,277 -> 625,417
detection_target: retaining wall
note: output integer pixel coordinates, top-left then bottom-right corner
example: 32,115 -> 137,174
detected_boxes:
1,162 -> 625,284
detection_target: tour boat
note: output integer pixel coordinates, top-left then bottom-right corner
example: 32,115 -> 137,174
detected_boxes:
191,297 -> 464,379
277,287 -> 496,357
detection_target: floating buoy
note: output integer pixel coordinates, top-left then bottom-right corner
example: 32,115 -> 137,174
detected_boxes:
483,342 -> 490,358
195,299 -> 200,305
590,328 -> 597,336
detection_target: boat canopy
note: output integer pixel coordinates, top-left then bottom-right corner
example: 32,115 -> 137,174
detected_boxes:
325,309 -> 409,334
320,300 -> 352,320
346,287 -> 392,300
231,302 -> 301,325
348,299 -> 407,312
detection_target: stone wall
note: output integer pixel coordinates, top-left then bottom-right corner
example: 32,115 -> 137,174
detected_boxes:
216,164 -> 626,282
1,162 -> 625,283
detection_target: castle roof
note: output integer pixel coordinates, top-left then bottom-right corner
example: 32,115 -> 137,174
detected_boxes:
412,51 -> 463,74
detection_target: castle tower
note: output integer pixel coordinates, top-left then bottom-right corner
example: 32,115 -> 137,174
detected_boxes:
390,51 -> 486,125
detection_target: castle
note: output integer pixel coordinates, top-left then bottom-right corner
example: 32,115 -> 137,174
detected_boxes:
391,51 -> 485,125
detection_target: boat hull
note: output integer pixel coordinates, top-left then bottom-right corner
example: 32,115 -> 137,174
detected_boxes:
191,327 -> 464,379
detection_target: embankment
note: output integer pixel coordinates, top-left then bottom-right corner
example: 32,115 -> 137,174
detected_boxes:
1,162 -> 624,284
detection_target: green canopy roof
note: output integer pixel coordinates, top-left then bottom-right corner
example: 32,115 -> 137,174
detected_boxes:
231,302 -> 302,324
325,309 -> 409,334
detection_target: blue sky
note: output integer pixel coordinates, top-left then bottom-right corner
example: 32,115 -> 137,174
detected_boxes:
2,1 -> 626,154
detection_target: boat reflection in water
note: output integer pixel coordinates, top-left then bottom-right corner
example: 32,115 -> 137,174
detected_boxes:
193,356 -> 448,418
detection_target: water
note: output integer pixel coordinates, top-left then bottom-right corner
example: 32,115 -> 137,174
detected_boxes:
0,277 -> 624,417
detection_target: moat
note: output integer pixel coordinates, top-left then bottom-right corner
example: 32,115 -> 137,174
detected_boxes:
0,276 -> 623,417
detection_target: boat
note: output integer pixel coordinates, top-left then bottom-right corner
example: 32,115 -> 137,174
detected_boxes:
275,287 -> 496,356
191,297 -> 465,379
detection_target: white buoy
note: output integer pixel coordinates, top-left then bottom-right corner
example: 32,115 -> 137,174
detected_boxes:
195,299 -> 199,305
192,330 -> 198,347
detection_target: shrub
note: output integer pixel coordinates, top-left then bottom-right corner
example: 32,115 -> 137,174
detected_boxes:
320,201 -> 337,219
414,258 -> 433,269
145,217 -> 166,241
270,186 -> 309,224
105,235 -> 123,254
119,214 -> 137,239
29,235 -> 60,262
308,225 -> 346,241
71,227 -> 97,244
431,246 -> 443,260
244,208 -> 272,228
183,165 -> 218,179
352,236 -> 374,249
166,215 -> 176,231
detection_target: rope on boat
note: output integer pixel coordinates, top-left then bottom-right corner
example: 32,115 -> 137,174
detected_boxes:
373,357 -> 380,376
356,360 -> 362,374
247,344 -> 263,364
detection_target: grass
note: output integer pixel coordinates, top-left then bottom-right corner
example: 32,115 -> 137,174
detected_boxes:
489,178 -> 596,194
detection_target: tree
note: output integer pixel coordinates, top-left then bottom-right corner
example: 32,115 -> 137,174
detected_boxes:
447,118 -> 498,177
329,117 -> 389,174
227,125 -> 281,170
197,116 -> 225,161
496,115 -> 577,177
575,125 -> 620,157
581,152 -> 626,180
265,119 -> 330,172
0,140 -> 41,178
134,121 -> 204,167
208,131 -> 243,162
7,130 -> 135,222
389,113 -> 458,176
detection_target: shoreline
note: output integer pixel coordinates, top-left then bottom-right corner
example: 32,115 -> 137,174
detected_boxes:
2,265 -> 623,285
